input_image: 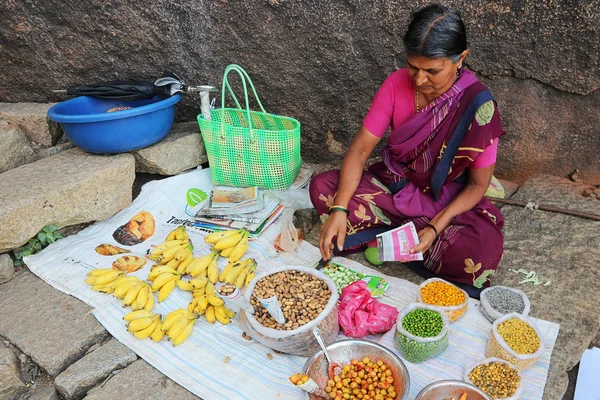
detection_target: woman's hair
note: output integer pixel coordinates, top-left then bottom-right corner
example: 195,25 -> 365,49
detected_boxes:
403,4 -> 467,63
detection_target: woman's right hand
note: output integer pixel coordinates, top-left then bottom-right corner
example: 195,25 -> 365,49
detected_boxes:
319,211 -> 348,261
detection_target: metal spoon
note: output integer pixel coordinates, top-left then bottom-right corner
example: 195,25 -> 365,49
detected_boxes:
312,327 -> 341,379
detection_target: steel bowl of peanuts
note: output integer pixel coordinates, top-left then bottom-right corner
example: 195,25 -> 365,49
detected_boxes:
301,339 -> 410,400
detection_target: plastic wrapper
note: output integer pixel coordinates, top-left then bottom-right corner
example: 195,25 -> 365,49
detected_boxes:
485,313 -> 544,370
464,357 -> 523,400
416,277 -> 468,322
237,266 -> 339,357
394,303 -> 449,363
338,280 -> 398,338
479,286 -> 531,323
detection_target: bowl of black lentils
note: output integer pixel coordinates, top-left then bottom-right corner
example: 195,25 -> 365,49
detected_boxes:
479,286 -> 530,323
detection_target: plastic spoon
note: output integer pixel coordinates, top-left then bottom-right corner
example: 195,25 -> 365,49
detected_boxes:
312,327 -> 341,379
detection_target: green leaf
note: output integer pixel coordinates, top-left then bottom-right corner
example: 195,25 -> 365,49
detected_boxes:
186,188 -> 208,207
473,269 -> 495,288
28,238 -> 38,246
47,235 -> 55,244
34,242 -> 42,251
38,232 -> 47,245
14,260 -> 23,267
23,250 -> 32,257
53,232 -> 63,239
14,252 -> 24,260
44,225 -> 59,233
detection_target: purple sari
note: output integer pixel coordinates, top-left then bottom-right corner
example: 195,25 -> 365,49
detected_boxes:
310,70 -> 505,288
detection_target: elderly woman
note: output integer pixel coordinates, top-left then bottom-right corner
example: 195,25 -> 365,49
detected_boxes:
309,4 -> 504,289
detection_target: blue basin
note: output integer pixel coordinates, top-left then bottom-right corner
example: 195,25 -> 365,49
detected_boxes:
48,94 -> 182,154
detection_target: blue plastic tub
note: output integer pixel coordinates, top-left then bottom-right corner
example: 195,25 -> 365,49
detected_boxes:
48,94 -> 181,154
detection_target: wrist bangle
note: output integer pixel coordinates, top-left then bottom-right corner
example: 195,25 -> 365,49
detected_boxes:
425,223 -> 439,240
328,206 -> 349,216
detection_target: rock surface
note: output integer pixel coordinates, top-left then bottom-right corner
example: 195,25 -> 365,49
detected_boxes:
0,270 -> 109,376
132,121 -> 207,175
83,359 -> 201,400
28,385 -> 60,400
0,103 -> 62,147
55,339 -> 137,400
0,148 -> 135,252
491,175 -> 600,400
0,254 -> 15,284
0,343 -> 26,399
0,120 -> 37,173
1,1 -> 598,182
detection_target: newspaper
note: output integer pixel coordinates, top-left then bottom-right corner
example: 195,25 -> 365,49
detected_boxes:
376,221 -> 424,262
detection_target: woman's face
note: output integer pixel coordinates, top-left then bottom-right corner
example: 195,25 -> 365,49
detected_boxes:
406,52 -> 467,98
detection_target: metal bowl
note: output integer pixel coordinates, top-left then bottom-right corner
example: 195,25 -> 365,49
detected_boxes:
301,339 -> 410,400
415,380 -> 492,400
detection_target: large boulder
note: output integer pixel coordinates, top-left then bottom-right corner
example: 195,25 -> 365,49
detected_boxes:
132,121 -> 207,175
0,103 -> 62,147
0,148 -> 135,252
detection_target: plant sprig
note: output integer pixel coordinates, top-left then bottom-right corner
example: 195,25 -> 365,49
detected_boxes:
12,225 -> 63,267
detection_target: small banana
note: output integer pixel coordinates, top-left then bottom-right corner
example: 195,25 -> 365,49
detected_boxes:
87,268 -> 117,277
188,252 -> 218,277
133,282 -> 149,311
151,318 -> 165,342
127,316 -> 156,333
133,317 -> 160,340
214,232 -> 244,251
214,307 -> 231,325
205,282 -> 216,297
205,305 -> 216,324
235,265 -> 251,289
190,277 -> 208,289
167,315 -> 191,339
207,259 -> 219,284
143,286 -> 155,312
122,283 -> 146,307
197,294 -> 210,311
156,242 -> 188,264
228,231 -> 249,262
162,309 -> 189,331
177,280 -> 194,291
208,295 -> 224,307
204,229 -> 242,244
150,239 -> 186,256
177,253 -> 195,274
172,320 -> 195,346
124,310 -> 156,322
151,272 -> 179,292
158,278 -> 177,302
219,261 -> 238,282
192,287 -> 206,298
113,278 -> 140,299
94,270 -> 124,285
244,270 -> 256,288
167,226 -> 187,241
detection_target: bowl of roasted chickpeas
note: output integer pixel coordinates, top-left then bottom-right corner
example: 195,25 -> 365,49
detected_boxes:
301,339 -> 410,400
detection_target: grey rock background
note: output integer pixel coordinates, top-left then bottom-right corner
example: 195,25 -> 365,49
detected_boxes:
1,0 -> 599,183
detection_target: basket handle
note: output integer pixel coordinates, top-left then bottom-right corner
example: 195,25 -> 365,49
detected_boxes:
220,64 -> 267,140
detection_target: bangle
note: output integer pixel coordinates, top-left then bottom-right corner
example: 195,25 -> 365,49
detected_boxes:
328,206 -> 349,216
425,223 -> 439,240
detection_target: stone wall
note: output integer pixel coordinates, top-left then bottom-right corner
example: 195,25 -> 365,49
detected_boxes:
1,0 -> 598,183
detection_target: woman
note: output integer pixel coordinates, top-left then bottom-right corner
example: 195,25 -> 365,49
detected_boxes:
309,4 -> 504,289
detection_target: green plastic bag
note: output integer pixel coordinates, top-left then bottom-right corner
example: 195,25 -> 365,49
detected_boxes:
197,64 -> 302,190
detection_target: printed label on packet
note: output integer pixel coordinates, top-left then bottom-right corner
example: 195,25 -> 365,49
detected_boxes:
361,275 -> 390,298
376,221 -> 424,262
258,295 -> 286,324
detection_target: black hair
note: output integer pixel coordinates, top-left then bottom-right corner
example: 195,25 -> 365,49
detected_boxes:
403,4 -> 467,62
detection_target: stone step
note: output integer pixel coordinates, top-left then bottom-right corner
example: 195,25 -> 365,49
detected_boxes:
132,121 -> 207,176
55,339 -> 137,400
492,175 -> 600,400
0,148 -> 135,252
0,270 -> 109,377
0,102 -> 62,147
0,343 -> 26,399
0,120 -> 38,174
83,359 -> 201,400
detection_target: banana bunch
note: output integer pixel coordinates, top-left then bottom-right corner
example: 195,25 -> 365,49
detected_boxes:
148,266 -> 181,302
112,278 -> 155,311
85,269 -> 127,293
176,276 -> 208,292
205,229 -> 250,262
149,226 -> 194,272
162,309 -> 199,346
124,310 -> 164,341
219,258 -> 257,289
185,252 -> 219,282
187,281 -> 235,324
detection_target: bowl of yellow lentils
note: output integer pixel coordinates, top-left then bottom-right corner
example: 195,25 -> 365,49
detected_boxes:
417,278 -> 469,322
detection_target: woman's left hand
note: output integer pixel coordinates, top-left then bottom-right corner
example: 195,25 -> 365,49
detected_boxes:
410,227 -> 437,254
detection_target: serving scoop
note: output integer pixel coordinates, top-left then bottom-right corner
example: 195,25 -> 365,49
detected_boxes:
312,327 -> 341,379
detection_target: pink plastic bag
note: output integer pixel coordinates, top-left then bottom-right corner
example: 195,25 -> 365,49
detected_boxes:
338,281 -> 398,338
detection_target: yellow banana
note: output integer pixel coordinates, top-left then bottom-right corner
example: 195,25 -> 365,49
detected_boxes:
143,286 -> 155,312
225,307 -> 235,319
150,239 -> 186,256
235,265 -> 251,289
166,258 -> 180,270
214,232 -> 244,251
174,246 -> 192,263
219,261 -> 238,282
128,316 -> 156,332
205,305 -> 216,324
158,279 -> 177,302
162,309 -> 190,331
151,272 -> 179,292
190,277 -> 208,289
214,305 -> 228,319
174,226 -> 189,241
122,283 -> 146,307
207,259 -> 219,284
172,320 -> 195,346
215,311 -> 231,325
204,229 -> 242,244
188,252 -> 217,277
188,297 -> 199,312
124,310 -> 156,322
228,231 -> 249,262
244,271 -> 256,288
220,246 -> 234,258
197,294 -> 209,310
113,278 -> 140,299
148,265 -> 178,281
87,268 -> 116,277
192,287 -> 205,298
205,282 -> 216,297
151,319 -> 165,342
224,263 -> 242,284
177,280 -> 194,291
91,284 -> 113,293
94,271 -> 124,285
208,295 -> 224,307
134,283 -> 149,311
167,315 -> 191,339
157,242 -> 188,264
134,317 -> 160,339
177,253 -> 194,274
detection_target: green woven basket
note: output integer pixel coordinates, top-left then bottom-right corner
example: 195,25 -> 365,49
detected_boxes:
197,64 -> 301,190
